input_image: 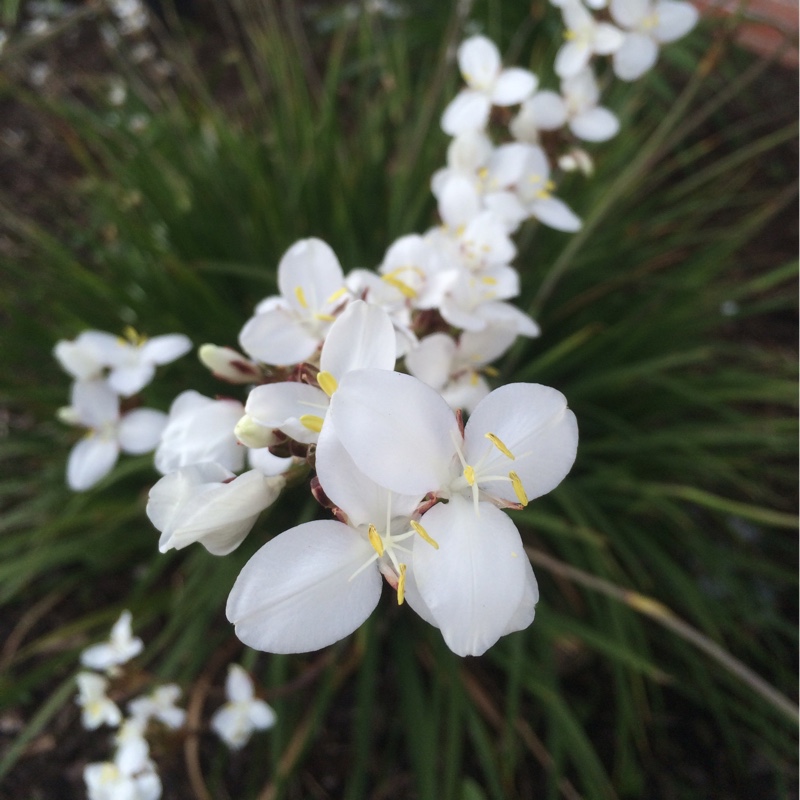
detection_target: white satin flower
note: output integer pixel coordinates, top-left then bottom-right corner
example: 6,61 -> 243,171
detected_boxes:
128,684 -> 186,730
441,35 -> 537,135
560,68 -> 620,141
210,665 -> 276,749
239,238 -> 349,366
555,0 -> 625,78
75,672 -> 122,730
80,610 -> 144,673
610,0 -> 699,80
60,380 -> 166,492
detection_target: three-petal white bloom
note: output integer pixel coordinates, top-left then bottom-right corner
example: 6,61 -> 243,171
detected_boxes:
81,610 -> 144,673
442,35 -> 537,135
210,664 -> 277,749
76,672 -> 123,730
555,0 -> 626,78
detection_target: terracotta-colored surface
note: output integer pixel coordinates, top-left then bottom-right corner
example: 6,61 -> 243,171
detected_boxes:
694,0 -> 799,67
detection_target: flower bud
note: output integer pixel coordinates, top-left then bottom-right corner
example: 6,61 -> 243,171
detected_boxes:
199,344 -> 261,384
234,414 -> 278,449
558,148 -> 594,177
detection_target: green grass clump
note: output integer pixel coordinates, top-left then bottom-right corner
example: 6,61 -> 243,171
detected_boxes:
0,0 -> 796,797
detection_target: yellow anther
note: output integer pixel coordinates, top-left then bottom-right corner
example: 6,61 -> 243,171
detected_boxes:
464,465 -> 476,486
509,471 -> 528,506
313,312 -> 336,322
121,326 -> 147,346
478,167 -> 489,180
480,276 -> 497,285
368,524 -> 384,557
294,286 -> 309,308
485,432 -> 515,460
316,371 -> 338,397
410,520 -> 439,550
545,180 -> 556,191
470,371 -> 480,386
381,274 -> 418,299
299,414 -> 324,433
528,173 -> 542,184
326,287 -> 348,304
397,563 -> 407,605
483,366 -> 499,377
563,28 -> 576,40
535,189 -> 552,200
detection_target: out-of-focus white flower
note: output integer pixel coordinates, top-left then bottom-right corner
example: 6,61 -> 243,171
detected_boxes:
108,78 -> 127,106
560,68 -> 620,141
109,0 -> 149,35
147,463 -> 285,555
509,89 -> 568,142
59,379 -> 167,491
75,672 -> 122,730
610,0 -> 699,80
441,35 -> 537,135
559,147 -> 595,175
210,665 -> 276,749
84,758 -> 162,800
555,0 -> 625,78
154,390 -> 245,475
81,610 -> 144,673
54,331 -> 123,382
239,238 -> 349,367
198,344 -> 262,384
128,684 -> 186,730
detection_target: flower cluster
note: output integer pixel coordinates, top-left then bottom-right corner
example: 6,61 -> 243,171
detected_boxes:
57,9 -> 698,659
75,611 -> 276,800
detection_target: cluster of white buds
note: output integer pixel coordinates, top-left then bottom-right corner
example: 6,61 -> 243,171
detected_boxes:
75,612 -> 276,799
57,7 -> 699,659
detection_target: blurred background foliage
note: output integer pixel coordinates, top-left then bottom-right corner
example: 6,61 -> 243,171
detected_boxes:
0,0 -> 797,797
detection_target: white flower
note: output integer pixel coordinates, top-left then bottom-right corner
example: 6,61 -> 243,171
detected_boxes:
441,35 -> 538,135
60,380 -> 167,491
560,68 -> 620,141
326,369 -> 578,655
128,684 -> 186,730
154,390 -> 245,475
239,238 -> 349,366
83,760 -> 161,800
509,90 -> 569,143
610,0 -> 699,80
210,665 -> 276,749
75,672 -> 122,730
54,331 -> 121,382
80,611 -> 144,673
147,463 -> 285,555
555,0 -> 625,78
198,344 -> 262,384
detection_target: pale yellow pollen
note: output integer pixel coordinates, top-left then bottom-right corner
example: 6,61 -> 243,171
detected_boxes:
485,432 -> 515,460
410,520 -> 439,550
368,524 -> 384,556
509,471 -> 528,506
294,286 -> 309,308
316,371 -> 338,397
314,312 -> 336,322
464,464 -> 476,485
478,167 -> 489,180
563,28 -> 576,40
470,371 -> 479,386
326,287 -> 348,304
483,366 -> 499,377
397,563 -> 407,605
121,326 -> 147,346
299,414 -> 324,433
382,274 -> 418,299
480,276 -> 497,285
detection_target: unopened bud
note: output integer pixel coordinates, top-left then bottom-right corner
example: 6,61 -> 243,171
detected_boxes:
234,414 -> 279,449
199,344 -> 261,384
56,405 -> 81,426
558,148 -> 594,177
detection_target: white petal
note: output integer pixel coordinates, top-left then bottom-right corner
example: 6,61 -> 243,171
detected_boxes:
108,364 -> 156,397
248,447 -> 293,477
490,68 -> 537,106
446,130 -> 494,173
501,556 -> 540,635
569,107 -> 620,141
247,699 -> 277,729
211,705 -> 249,749
54,340 -> 104,380
141,333 -> 192,365
440,372 -> 490,414
239,305 -> 321,366
71,379 -> 119,428
485,142 -> 529,190
531,196 -> 583,232
328,369 -> 458,496
117,409 -> 167,454
67,436 -> 120,491
554,40 -> 590,78
437,173 -> 481,228
414,497 -> 527,656
225,664 -> 254,702
613,32 -> 659,80
610,0 -> 649,27
226,520 -> 382,653
653,0 -> 699,42
319,300 -> 396,379
458,35 -> 501,90
475,301 -> 541,338
441,90 -> 492,136
464,383 -> 579,505
404,333 -> 456,392
245,382 -> 329,445
528,90 -> 569,129
277,238 -> 345,315
593,22 -> 626,53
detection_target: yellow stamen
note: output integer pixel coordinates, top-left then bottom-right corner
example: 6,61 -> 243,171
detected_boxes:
485,432 -> 515,460
563,29 -> 576,40
294,286 -> 309,308
316,371 -> 338,397
368,524 -> 384,556
381,274 -> 418,299
397,563 -> 407,605
299,414 -> 324,433
314,312 -> 336,322
121,326 -> 147,346
410,520 -> 439,550
326,287 -> 348,304
478,167 -> 489,180
470,371 -> 479,386
483,366 -> 499,377
535,189 -> 552,200
464,465 -> 476,485
480,276 -> 498,285
509,471 -> 528,506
